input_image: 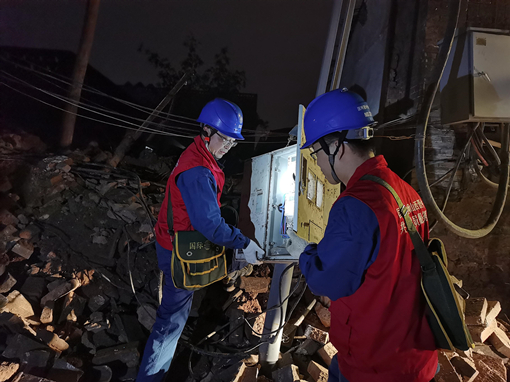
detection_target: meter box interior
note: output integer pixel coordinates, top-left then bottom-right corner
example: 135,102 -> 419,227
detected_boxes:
238,105 -> 340,262
440,28 -> 510,125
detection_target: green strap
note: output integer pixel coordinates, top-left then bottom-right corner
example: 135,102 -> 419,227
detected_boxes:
361,175 -> 436,273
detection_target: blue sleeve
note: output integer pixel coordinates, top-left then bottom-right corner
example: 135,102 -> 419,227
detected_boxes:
176,167 -> 250,249
299,196 -> 380,301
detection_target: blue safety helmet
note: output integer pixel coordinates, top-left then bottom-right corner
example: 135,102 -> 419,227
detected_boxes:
197,98 -> 245,140
301,88 -> 375,148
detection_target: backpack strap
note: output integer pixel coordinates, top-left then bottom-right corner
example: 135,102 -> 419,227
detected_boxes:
361,174 -> 436,273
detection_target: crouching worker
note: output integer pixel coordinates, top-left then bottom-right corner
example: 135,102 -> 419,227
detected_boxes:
137,98 -> 264,382
286,89 -> 438,382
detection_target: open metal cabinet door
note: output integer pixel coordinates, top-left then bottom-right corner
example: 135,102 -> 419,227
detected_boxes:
295,104 -> 341,245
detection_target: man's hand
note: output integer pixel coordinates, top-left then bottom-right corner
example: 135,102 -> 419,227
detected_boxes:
243,240 -> 264,265
286,229 -> 310,257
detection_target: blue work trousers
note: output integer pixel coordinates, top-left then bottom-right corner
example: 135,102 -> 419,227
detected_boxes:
137,242 -> 194,382
328,355 -> 349,382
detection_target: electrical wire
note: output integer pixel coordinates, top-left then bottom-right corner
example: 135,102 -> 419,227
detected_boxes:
1,55 -> 291,137
186,263 -> 304,377
1,78 -> 290,144
1,72 -> 198,138
0,81 -> 192,138
0,55 -> 202,124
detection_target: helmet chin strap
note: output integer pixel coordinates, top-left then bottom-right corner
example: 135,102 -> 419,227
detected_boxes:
318,130 -> 348,184
202,125 -> 217,153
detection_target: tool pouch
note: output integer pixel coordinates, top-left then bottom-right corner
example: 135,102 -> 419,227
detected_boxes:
171,231 -> 227,290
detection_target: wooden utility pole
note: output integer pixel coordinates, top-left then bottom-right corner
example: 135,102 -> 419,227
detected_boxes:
60,0 -> 101,148
108,71 -> 193,168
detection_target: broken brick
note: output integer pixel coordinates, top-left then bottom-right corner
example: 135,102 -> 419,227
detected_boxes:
0,225 -> 17,238
295,338 -> 322,356
50,174 -> 63,186
241,366 -> 258,382
239,277 -> 271,293
472,352 -> 506,382
40,279 -> 80,307
92,330 -> 118,349
314,303 -> 331,328
0,210 -> 18,226
304,325 -> 329,345
91,342 -> 139,368
317,342 -> 338,366
56,163 -> 72,173
436,351 -> 462,382
276,352 -> 294,369
3,291 -> 34,319
20,350 -> 52,376
469,318 -> 498,343
449,356 -> 478,381
84,312 -> 109,333
17,215 -> 29,225
58,292 -> 86,323
2,334 -> 48,360
89,365 -> 112,382
0,361 -> 19,382
307,361 -> 328,382
0,273 -> 17,294
472,343 -> 503,359
485,301 -> 501,326
11,240 -> 34,260
20,277 -> 47,305
488,327 -> 510,358
272,364 -> 300,382
0,312 -> 33,335
18,230 -> 32,240
11,372 -> 55,382
36,328 -> 69,353
40,305 -> 53,324
465,298 -> 488,326
46,359 -> 84,382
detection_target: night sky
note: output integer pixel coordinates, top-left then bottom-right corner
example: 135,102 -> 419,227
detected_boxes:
1,1 -> 333,130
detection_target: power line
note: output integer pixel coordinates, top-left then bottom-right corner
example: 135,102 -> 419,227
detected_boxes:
1,55 -> 291,137
0,81 -> 194,138
1,70 -> 202,136
1,80 -> 290,144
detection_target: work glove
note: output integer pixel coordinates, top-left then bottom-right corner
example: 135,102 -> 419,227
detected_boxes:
285,229 -> 310,257
243,240 -> 264,265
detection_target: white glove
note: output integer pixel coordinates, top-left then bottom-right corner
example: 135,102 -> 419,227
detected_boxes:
243,240 -> 264,265
285,229 -> 310,257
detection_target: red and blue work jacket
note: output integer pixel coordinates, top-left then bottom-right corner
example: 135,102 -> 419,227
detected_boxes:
301,156 -> 438,382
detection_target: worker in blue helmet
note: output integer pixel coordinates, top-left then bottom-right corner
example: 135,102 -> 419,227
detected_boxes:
137,98 -> 264,382
287,89 -> 438,381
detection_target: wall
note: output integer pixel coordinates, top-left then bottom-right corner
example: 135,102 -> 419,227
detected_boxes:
416,0 -> 510,315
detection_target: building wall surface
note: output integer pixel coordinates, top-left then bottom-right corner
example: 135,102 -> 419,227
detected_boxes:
416,0 -> 510,315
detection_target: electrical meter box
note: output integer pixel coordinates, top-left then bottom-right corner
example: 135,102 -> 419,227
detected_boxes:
440,28 -> 510,125
237,105 -> 341,262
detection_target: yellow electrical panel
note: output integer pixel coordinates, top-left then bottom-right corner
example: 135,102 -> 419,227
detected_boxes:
296,105 -> 341,243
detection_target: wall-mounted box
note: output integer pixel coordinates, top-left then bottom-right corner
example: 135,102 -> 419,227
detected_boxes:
238,106 -> 340,262
440,28 -> 510,125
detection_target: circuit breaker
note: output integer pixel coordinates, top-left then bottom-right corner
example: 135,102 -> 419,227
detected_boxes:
440,28 -> 510,125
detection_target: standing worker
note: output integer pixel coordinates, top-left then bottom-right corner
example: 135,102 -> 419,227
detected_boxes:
137,98 -> 264,381
286,89 -> 438,382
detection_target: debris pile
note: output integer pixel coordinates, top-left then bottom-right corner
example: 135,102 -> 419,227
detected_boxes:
0,136 -> 170,380
1,132 -> 509,382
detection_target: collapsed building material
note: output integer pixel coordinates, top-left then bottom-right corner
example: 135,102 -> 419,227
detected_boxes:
317,342 -> 338,367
